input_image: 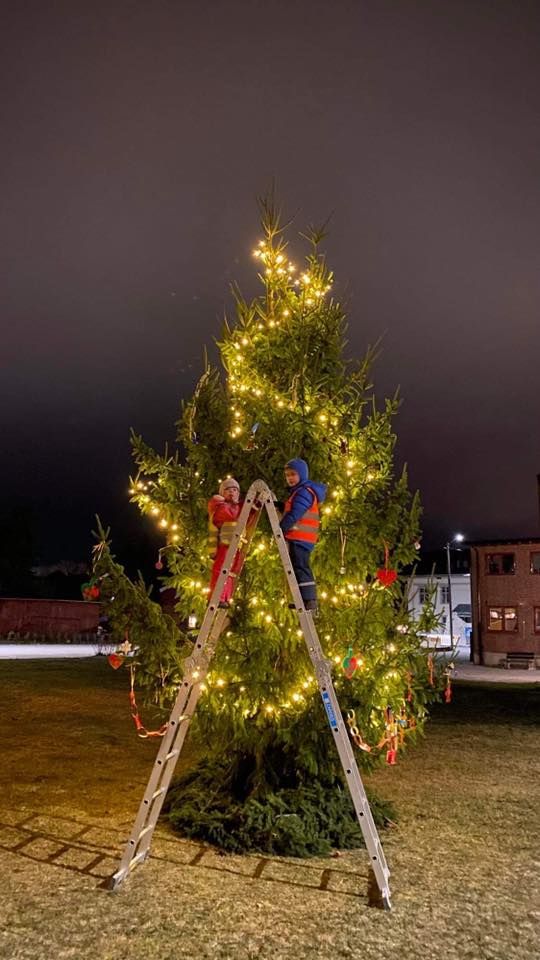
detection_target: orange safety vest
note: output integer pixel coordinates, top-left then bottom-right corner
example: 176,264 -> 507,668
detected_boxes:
207,508 -> 240,558
283,486 -> 320,545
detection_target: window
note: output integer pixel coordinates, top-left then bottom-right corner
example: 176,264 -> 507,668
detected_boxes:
530,553 -> 540,574
487,606 -> 518,632
534,608 -> 540,633
485,553 -> 515,575
440,585 -> 450,605
418,587 -> 430,604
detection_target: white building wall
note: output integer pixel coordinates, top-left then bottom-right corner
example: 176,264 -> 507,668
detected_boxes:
408,574 -> 472,653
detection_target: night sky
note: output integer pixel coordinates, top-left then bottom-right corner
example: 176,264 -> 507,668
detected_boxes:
2,0 -> 540,565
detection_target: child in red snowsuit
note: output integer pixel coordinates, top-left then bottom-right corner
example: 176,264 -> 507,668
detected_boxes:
208,478 -> 243,606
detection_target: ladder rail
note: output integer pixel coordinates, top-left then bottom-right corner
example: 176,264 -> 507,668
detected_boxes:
261,487 -> 391,905
109,607 -> 231,889
109,486 -> 266,890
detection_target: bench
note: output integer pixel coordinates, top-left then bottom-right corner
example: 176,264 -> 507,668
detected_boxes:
501,652 -> 536,670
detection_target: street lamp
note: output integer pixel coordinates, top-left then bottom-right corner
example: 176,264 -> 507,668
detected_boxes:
445,534 -> 464,652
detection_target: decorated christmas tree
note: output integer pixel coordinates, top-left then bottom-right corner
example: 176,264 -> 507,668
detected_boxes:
92,196 -> 443,856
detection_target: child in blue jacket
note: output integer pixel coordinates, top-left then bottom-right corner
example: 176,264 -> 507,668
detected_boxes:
279,458 -> 326,612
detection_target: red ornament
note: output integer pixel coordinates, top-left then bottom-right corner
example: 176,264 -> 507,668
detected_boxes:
376,568 -> 397,587
341,646 -> 360,679
386,749 -> 397,765
107,653 -> 124,670
82,580 -> 100,600
155,561 -> 163,570
376,541 -> 397,587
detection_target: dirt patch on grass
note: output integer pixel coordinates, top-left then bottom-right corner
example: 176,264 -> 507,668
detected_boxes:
1,660 -> 539,959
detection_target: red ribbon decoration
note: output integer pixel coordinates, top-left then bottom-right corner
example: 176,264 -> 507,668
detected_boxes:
129,667 -> 168,739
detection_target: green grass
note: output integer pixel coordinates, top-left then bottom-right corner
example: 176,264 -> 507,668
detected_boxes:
2,658 -> 539,960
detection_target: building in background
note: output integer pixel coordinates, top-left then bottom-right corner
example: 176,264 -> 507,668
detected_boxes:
0,597 -> 99,640
408,572 -> 472,652
407,548 -> 471,652
469,538 -> 540,667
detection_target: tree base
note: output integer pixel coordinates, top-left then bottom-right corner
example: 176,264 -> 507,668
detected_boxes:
165,759 -> 396,858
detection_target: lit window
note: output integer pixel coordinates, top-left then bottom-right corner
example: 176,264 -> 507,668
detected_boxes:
488,606 -> 518,631
534,608 -> 540,633
530,552 -> 540,574
485,553 -> 515,575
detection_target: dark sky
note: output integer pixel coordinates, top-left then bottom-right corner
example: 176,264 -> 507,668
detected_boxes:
2,0 -> 540,563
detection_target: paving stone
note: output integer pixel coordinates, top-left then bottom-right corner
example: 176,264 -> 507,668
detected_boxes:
26,814 -> 93,841
0,825 -> 28,848
52,846 -> 105,871
19,837 -> 66,861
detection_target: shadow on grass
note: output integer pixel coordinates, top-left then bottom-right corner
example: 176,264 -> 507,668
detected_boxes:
430,682 -> 540,726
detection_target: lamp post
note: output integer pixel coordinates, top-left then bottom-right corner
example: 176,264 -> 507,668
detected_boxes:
445,533 -> 464,652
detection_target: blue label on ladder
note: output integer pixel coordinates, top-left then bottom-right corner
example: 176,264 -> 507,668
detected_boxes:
322,691 -> 338,730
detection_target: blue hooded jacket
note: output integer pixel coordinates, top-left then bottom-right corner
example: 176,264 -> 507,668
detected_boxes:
280,458 -> 327,552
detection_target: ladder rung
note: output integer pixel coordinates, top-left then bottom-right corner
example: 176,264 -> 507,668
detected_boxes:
161,748 -> 180,762
136,824 -> 154,841
128,850 -> 149,872
150,787 -> 167,801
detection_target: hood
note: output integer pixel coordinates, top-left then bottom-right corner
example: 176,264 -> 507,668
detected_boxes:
285,458 -> 309,483
307,480 -> 327,504
286,458 -> 327,503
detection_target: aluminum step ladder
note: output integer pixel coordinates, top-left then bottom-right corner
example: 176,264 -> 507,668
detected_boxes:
108,480 -> 392,909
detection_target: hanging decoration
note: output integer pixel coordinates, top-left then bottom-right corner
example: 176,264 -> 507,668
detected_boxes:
107,633 -> 132,670
346,710 -> 372,752
376,542 -> 397,588
129,666 -> 169,739
406,671 -> 414,703
81,578 -> 100,600
341,645 -> 361,679
155,548 -> 165,571
339,526 -> 347,575
427,653 -> 435,687
378,706 -> 399,765
444,665 -> 453,703
246,422 -> 260,450
108,652 -> 124,670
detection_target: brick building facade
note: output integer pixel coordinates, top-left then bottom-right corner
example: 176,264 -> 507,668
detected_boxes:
0,597 -> 99,639
469,539 -> 540,666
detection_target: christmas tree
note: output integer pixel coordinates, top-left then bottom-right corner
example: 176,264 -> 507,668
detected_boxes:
92,197 -> 442,856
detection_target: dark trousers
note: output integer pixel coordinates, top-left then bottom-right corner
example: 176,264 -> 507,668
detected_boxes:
288,541 -> 317,603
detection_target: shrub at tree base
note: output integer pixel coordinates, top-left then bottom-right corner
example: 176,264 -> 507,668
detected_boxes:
165,758 -> 396,857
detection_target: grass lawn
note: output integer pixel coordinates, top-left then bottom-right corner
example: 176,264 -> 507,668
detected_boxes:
1,657 -> 539,960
